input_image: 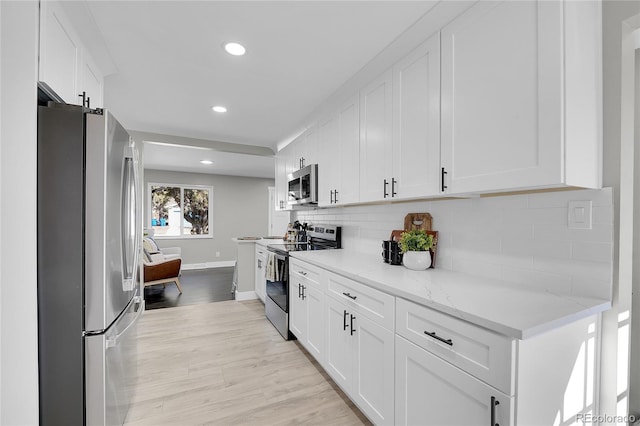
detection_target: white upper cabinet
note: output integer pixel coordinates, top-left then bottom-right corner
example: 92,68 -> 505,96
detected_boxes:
359,34 -> 441,203
275,143 -> 292,211
39,1 -> 104,108
39,1 -> 81,103
318,114 -> 340,206
275,0 -> 601,205
440,0 -> 601,194
302,126 -> 317,168
392,33 -> 441,199
337,95 -> 360,205
318,94 -> 360,207
359,70 -> 393,203
79,56 -> 104,109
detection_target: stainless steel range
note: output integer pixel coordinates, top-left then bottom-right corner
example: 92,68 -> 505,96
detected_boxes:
265,224 -> 341,340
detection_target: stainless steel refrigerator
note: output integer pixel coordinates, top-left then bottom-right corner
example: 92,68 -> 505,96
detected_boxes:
37,101 -> 143,425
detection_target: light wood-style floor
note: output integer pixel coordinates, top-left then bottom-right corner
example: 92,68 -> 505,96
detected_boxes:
125,299 -> 371,426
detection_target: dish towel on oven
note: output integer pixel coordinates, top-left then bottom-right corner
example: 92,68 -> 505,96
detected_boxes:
266,252 -> 279,282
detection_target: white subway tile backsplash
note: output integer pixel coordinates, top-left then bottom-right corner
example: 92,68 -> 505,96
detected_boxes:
571,242 -> 613,263
502,207 -> 567,226
533,223 -> 613,243
502,238 -> 572,260
294,187 -> 613,299
592,205 -> 614,225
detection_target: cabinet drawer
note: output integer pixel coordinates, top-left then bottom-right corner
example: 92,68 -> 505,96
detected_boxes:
290,258 -> 323,289
327,272 -> 394,331
396,298 -> 515,395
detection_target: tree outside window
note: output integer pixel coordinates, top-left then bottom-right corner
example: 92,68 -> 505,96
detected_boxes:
150,184 -> 212,238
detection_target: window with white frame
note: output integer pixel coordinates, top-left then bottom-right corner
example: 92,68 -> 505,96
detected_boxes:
148,183 -> 213,238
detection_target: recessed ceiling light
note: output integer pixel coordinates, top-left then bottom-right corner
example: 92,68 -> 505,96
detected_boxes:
223,42 -> 246,56
200,160 -> 214,165
211,106 -> 227,113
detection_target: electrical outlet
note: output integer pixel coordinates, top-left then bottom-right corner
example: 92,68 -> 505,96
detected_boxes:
216,251 -> 220,257
568,200 -> 592,229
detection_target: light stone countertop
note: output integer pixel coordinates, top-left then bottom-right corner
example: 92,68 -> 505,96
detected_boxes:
290,249 -> 611,340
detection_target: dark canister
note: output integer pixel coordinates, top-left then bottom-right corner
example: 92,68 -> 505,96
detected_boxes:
382,240 -> 403,265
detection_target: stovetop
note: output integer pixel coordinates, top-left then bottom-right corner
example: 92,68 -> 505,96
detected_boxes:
267,224 -> 341,255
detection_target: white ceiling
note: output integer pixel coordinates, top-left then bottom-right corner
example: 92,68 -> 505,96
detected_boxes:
143,141 -> 275,178
66,1 -> 439,177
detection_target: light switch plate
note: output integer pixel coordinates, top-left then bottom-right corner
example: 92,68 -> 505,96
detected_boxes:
568,200 -> 592,229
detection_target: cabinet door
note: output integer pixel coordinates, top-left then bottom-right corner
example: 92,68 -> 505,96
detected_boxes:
325,296 -> 353,392
337,94 -> 360,205
392,34 -> 441,199
440,0 -> 562,194
352,314 -> 394,425
289,279 -> 307,342
39,1 -> 81,103
359,70 -> 393,202
79,56 -> 103,109
305,286 -> 325,363
274,154 -> 288,210
318,114 -> 340,206
395,335 -> 513,426
254,248 -> 266,303
302,125 -> 317,167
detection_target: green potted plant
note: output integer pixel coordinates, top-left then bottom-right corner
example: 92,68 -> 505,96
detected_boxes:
399,230 -> 435,270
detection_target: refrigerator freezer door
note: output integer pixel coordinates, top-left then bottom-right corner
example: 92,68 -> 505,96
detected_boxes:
37,103 -> 86,426
85,111 -> 140,332
86,294 -> 143,426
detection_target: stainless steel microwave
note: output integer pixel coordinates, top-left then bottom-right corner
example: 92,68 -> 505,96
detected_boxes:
287,163 -> 318,205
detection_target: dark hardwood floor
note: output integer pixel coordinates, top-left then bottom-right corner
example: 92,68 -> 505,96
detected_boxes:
144,267 -> 234,310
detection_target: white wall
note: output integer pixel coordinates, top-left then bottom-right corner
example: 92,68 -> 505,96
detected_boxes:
0,1 -> 39,424
144,169 -> 274,265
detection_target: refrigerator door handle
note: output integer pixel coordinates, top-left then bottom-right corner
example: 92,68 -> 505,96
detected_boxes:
105,297 -> 143,349
121,142 -> 141,292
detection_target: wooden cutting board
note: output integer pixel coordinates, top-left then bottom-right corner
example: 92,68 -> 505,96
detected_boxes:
404,213 -> 433,232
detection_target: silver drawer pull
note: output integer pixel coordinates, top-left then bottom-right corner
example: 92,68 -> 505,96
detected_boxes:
298,270 -> 307,276
342,292 -> 357,300
424,331 -> 453,346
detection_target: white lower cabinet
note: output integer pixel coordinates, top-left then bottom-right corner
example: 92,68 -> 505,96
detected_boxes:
289,259 -> 325,362
254,246 -> 266,303
325,294 -> 395,425
291,259 -> 600,426
395,335 -> 513,426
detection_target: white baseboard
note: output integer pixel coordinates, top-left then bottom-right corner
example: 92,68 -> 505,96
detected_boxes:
235,290 -> 258,301
182,261 -> 235,270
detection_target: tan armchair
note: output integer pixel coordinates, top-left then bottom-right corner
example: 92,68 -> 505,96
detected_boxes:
143,252 -> 183,293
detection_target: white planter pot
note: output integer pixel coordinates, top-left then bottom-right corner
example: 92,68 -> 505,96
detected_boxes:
402,251 -> 432,271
